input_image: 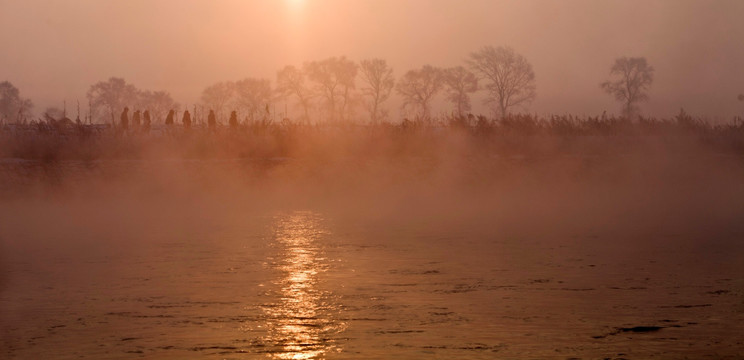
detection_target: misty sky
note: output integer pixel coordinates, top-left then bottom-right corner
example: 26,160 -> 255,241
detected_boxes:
1,0 -> 743,120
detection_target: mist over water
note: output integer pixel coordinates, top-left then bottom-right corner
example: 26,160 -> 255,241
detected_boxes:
2,1 -> 744,357
1,128 -> 744,358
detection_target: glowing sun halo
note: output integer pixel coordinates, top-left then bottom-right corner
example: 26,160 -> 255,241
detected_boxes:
287,0 -> 305,9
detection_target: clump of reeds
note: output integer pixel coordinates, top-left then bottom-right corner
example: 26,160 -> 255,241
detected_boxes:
2,112 -> 744,161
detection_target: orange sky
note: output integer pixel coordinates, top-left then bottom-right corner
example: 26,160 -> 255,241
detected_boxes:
1,0 -> 743,119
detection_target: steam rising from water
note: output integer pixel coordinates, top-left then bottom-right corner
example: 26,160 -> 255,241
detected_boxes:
1,133 -> 744,358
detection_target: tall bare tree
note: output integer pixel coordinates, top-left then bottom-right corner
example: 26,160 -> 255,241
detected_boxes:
601,57 -> 654,118
396,65 -> 444,120
138,90 -> 179,124
233,78 -> 272,122
443,66 -> 478,117
276,65 -> 313,122
86,77 -> 138,123
0,81 -> 34,122
467,46 -> 536,118
359,58 -> 395,123
201,81 -> 235,122
304,56 -> 358,122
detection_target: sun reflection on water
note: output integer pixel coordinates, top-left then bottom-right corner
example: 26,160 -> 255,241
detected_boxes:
261,211 -> 345,359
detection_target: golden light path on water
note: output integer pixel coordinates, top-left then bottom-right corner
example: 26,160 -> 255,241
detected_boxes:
261,211 -> 346,359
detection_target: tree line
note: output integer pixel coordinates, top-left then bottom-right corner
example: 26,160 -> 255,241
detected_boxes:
6,45 -> 729,126
201,46 -> 540,125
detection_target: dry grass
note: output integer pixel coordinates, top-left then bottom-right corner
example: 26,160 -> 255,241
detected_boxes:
2,114 -> 744,162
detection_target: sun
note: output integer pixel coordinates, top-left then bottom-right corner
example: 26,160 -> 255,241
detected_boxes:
286,0 -> 305,9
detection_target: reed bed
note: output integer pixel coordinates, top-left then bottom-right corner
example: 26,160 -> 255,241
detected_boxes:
2,113 -> 744,162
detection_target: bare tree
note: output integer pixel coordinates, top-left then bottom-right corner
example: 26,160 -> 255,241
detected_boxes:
359,58 -> 395,123
0,81 -> 34,122
601,57 -> 654,118
276,65 -> 313,122
138,90 -> 179,124
467,46 -> 536,117
86,77 -> 138,123
16,99 -> 33,122
201,81 -> 235,123
304,56 -> 358,122
232,78 -> 272,123
396,65 -> 444,121
443,66 -> 478,117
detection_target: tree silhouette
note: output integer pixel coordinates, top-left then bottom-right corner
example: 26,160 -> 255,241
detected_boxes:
304,56 -> 358,122
86,77 -> 138,123
443,66 -> 478,117
201,82 -> 235,123
396,65 -> 444,121
467,46 -> 536,118
276,65 -> 313,123
359,59 -> 395,124
233,78 -> 272,122
601,57 -> 654,118
138,90 -> 179,124
0,81 -> 33,122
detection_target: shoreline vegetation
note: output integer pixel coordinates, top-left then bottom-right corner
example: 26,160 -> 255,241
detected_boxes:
2,112 -> 744,161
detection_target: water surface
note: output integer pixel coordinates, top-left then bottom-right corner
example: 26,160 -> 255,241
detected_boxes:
1,159 -> 744,359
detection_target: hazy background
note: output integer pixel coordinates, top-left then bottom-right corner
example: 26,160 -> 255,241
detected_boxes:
1,0 -> 743,119
3,3 -> 744,357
